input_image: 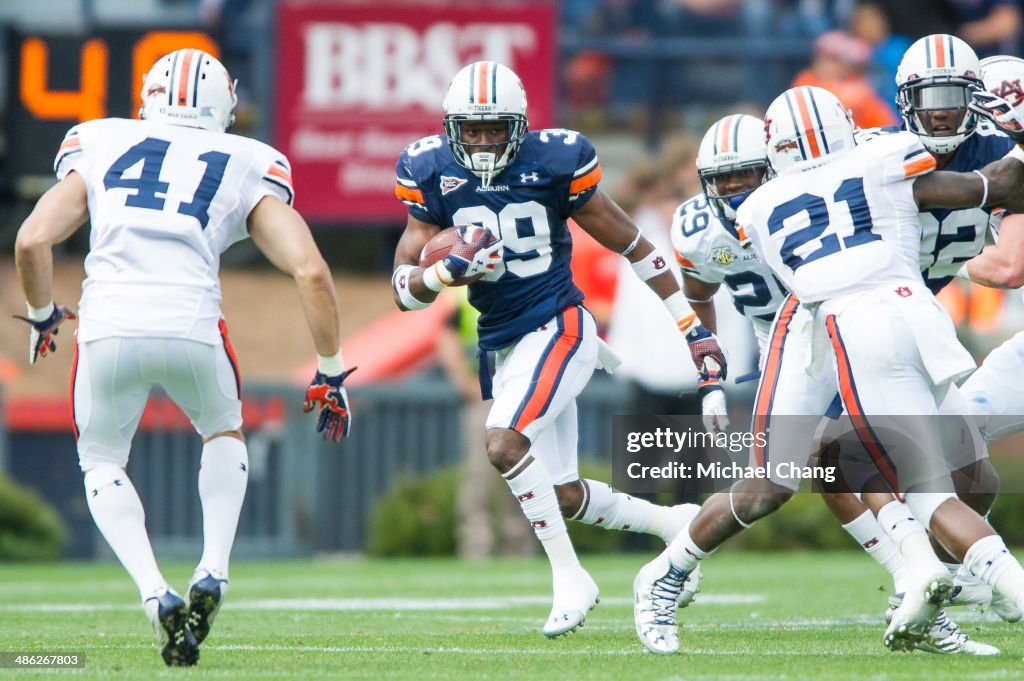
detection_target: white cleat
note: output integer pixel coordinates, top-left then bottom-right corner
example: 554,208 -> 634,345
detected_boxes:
884,570 -> 952,652
889,601 -> 1001,656
948,564 -> 1022,622
990,591 -> 1023,623
947,564 -> 993,609
678,564 -> 701,608
542,568 -> 599,638
633,550 -> 688,655
657,503 -> 702,608
912,611 -> 1001,656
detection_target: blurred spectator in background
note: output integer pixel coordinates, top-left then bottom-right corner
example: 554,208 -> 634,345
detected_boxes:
948,0 -> 1022,57
569,222 -> 619,336
848,2 -> 912,121
768,0 -> 833,38
436,288 -> 536,558
607,143 -> 701,420
870,0 -> 959,42
607,133 -> 756,417
792,29 -> 899,128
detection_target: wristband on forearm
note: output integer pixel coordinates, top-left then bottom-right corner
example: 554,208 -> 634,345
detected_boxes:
663,290 -> 698,335
317,351 -> 345,376
421,261 -> 453,292
393,264 -> 432,310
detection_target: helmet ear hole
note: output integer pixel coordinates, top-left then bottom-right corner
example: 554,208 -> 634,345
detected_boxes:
696,114 -> 769,221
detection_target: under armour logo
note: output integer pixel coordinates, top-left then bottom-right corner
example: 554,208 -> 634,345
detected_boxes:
517,491 -> 535,502
653,256 -> 666,270
895,286 -> 912,297
531,520 -> 548,529
398,274 -> 407,289
862,538 -> 879,549
90,479 -> 124,497
520,172 -> 539,183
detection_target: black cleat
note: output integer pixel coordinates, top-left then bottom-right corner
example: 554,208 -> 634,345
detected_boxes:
144,589 -> 199,666
187,571 -> 228,645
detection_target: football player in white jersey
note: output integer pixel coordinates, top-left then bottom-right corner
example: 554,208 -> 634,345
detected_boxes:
958,56 -> 1024,443
14,50 -> 353,666
672,113 -> 998,654
633,85 -> 1024,656
390,61 -> 728,638
671,113 -> 786,432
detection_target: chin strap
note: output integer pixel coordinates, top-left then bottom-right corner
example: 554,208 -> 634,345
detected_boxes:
472,152 -> 497,188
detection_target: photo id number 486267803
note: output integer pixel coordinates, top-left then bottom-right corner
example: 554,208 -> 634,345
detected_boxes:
0,653 -> 85,668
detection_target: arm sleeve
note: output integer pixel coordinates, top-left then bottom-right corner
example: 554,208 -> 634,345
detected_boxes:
54,125 -> 88,180
395,146 -> 443,224
877,131 -> 937,183
567,134 -> 601,212
254,150 -> 295,208
669,214 -> 707,280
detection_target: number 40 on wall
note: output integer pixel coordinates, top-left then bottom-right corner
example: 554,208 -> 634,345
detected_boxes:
19,30 -> 220,123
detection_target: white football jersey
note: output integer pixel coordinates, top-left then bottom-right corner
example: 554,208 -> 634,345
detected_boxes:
55,118 -> 294,344
858,122 -> 1012,293
670,192 -> 789,347
736,131 -> 934,305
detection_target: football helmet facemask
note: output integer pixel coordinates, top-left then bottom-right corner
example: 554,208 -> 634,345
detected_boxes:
443,61 -> 528,188
896,34 -> 982,154
696,114 -> 769,222
765,86 -> 856,175
139,49 -> 237,133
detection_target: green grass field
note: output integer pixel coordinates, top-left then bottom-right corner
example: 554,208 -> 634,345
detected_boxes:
1,551 -> 1022,679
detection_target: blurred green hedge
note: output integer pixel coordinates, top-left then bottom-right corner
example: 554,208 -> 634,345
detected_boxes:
0,473 -> 66,561
364,459 -> 1024,557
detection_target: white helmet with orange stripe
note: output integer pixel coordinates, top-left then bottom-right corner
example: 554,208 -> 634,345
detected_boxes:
139,49 -> 237,133
442,61 -> 528,187
696,114 -> 769,221
896,34 -> 982,154
764,86 -> 856,175
979,54 -> 1024,106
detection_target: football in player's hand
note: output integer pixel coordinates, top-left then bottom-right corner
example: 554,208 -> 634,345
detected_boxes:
419,225 -> 498,285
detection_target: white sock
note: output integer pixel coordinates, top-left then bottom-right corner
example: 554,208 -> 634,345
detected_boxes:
666,526 -> 708,573
503,457 -> 578,573
963,534 -> 1024,607
84,464 -> 167,600
577,480 -> 654,533
876,500 -> 944,577
843,509 -> 909,594
197,436 -> 249,579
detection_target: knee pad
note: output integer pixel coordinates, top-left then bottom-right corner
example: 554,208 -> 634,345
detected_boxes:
78,443 -> 130,472
904,491 -> 956,528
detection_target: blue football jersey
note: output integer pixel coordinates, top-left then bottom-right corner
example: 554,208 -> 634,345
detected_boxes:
863,123 -> 1016,293
395,129 -> 601,350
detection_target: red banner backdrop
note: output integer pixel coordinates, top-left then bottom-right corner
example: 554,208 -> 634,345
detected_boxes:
274,1 -> 557,224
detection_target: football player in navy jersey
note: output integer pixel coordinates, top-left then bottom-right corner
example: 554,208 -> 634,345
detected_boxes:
894,34 -> 1019,294
391,61 -> 726,637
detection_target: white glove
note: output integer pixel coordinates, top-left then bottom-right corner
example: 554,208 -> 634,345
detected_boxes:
970,90 -> 1024,143
462,239 -> 504,279
701,389 -> 730,435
